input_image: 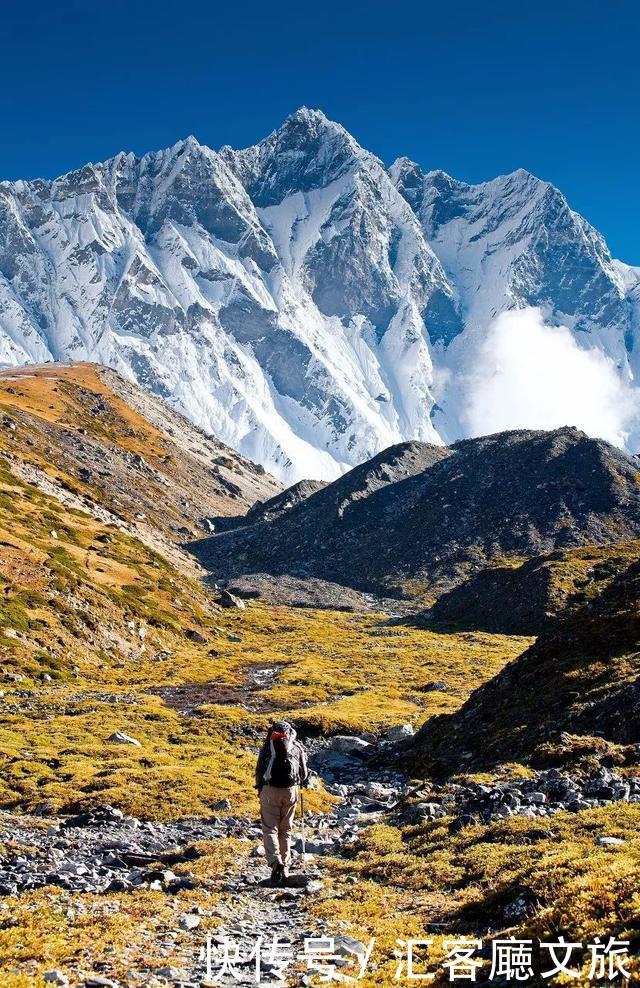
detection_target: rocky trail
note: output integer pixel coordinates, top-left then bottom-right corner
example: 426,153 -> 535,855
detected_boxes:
2,726 -> 640,986
0,736 -> 410,988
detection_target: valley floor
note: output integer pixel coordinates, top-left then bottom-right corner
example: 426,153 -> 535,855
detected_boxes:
0,603 -> 639,986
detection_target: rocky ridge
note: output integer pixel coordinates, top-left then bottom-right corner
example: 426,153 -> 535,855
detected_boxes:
191,427 -> 640,601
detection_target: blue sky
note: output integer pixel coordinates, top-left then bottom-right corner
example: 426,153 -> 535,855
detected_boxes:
3,0 -> 639,261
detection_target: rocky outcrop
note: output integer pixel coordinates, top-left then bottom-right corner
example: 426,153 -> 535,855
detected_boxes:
429,540 -> 640,634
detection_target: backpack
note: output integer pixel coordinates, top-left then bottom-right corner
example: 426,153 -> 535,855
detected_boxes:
263,723 -> 302,788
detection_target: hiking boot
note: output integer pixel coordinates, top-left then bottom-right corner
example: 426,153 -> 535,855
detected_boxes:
281,864 -> 290,885
270,862 -> 284,886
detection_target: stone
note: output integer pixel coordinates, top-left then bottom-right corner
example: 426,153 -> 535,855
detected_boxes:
384,723 -> 415,741
334,936 -> 368,958
107,731 -> 141,747
156,968 -> 188,983
217,589 -> 246,609
179,913 -> 201,931
106,878 -> 131,892
416,802 -> 444,819
284,873 -> 310,888
419,681 -> 448,692
596,836 -> 625,847
362,781 -> 396,800
34,801 -> 55,816
167,876 -> 196,892
591,785 -> 616,800
211,798 -> 232,811
44,972 -> 68,986
185,629 -> 207,644
65,805 -> 124,828
327,736 -> 371,754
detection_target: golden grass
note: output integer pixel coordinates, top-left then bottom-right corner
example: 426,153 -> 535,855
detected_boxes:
0,363 -> 169,457
310,804 -> 640,985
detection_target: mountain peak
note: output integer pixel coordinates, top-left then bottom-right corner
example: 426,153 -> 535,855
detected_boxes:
229,107 -> 364,207
152,134 -> 213,167
0,112 -> 637,486
390,157 -> 427,212
172,134 -> 204,154
283,106 -> 331,128
266,106 -> 356,153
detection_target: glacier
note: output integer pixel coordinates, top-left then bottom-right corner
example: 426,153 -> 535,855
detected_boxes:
0,107 -> 638,482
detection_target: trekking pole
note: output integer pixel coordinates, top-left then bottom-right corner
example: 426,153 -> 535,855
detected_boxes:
300,789 -> 307,873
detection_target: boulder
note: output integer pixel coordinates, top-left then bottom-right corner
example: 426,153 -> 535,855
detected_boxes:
185,629 -> 207,644
211,798 -> 231,811
327,736 -> 371,754
179,913 -> 201,931
217,590 -> 246,610
384,723 -> 415,741
334,935 -> 368,958
107,731 -> 141,747
44,973 -> 68,986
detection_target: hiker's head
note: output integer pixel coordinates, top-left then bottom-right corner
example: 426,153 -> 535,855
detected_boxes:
267,720 -> 295,743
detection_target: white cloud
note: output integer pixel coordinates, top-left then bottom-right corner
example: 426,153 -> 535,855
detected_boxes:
463,307 -> 638,448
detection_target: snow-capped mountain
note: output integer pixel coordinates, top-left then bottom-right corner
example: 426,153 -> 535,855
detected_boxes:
0,108 -> 638,481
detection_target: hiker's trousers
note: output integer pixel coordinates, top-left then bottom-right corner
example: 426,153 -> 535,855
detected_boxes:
259,784 -> 298,866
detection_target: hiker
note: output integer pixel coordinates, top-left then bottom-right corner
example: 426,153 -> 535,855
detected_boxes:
255,720 -> 309,885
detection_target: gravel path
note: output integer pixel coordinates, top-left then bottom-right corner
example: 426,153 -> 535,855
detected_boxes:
0,739 -> 409,987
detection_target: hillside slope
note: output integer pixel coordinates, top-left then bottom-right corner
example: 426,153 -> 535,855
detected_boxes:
191,427 -> 640,599
430,540 -> 640,634
0,363 -> 279,553
411,557 -> 640,772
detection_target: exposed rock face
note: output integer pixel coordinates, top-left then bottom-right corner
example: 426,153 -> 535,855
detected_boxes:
191,428 -> 640,598
410,558 -> 640,771
1,109 -> 638,482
